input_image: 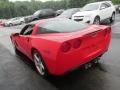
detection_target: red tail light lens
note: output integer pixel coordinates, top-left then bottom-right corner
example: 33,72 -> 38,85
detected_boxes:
61,42 -> 71,52
73,39 -> 81,49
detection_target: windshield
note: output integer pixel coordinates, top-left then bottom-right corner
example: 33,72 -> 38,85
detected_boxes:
36,19 -> 88,34
58,9 -> 79,18
33,10 -> 41,16
82,3 -> 100,11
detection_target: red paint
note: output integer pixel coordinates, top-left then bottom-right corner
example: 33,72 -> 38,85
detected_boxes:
10,19 -> 111,75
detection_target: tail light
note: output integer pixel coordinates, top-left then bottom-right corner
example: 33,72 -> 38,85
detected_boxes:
61,42 -> 71,52
73,39 -> 81,49
104,27 -> 111,36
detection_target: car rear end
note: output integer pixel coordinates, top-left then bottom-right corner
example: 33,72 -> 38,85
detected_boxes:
53,25 -> 111,75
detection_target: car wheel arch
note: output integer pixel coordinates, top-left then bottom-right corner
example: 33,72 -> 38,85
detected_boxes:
31,47 -> 50,75
31,48 -> 39,59
31,47 -> 44,63
113,11 -> 115,14
93,15 -> 100,24
95,15 -> 100,20
112,11 -> 115,17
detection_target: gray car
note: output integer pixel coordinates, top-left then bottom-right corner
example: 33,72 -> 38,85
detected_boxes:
25,9 -> 56,23
57,8 -> 80,19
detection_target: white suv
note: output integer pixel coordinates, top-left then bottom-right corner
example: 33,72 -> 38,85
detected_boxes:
72,1 -> 116,24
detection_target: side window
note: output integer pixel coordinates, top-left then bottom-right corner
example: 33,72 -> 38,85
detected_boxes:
105,2 -> 111,7
100,3 -> 111,10
100,3 -> 107,10
20,25 -> 34,35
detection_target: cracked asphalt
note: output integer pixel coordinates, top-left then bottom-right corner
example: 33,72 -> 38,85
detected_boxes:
0,14 -> 120,90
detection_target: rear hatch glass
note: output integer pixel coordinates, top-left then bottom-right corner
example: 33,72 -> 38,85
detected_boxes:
36,19 -> 89,34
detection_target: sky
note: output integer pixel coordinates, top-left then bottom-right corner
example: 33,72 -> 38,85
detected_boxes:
9,0 -> 57,2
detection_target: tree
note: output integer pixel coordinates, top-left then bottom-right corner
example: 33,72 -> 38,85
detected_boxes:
0,0 -> 120,19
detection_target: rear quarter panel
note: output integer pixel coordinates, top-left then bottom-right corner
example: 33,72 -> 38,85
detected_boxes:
31,37 -> 62,74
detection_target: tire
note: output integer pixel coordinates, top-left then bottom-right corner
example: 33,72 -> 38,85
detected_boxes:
110,13 -> 115,23
32,50 -> 49,77
9,23 -> 13,27
93,16 -> 100,25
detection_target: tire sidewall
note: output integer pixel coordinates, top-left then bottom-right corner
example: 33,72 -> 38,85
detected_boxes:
9,23 -> 13,27
93,16 -> 100,25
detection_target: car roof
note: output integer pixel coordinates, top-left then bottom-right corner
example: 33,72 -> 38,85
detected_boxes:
88,0 -> 112,5
66,8 -> 80,11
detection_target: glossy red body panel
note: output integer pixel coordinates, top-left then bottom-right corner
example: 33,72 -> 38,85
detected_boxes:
11,19 -> 111,75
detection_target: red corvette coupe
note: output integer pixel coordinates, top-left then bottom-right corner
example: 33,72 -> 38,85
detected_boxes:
10,18 -> 111,76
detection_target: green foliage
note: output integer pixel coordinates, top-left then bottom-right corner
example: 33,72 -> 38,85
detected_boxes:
0,0 -> 119,19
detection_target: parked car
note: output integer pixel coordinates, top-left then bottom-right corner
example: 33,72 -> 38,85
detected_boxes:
24,15 -> 34,23
0,21 -> 3,26
25,9 -> 56,23
56,9 -> 64,16
4,17 -> 25,27
114,5 -> 120,13
57,8 -> 80,19
10,18 -> 111,76
72,1 -> 116,24
0,19 -> 7,26
33,9 -> 55,19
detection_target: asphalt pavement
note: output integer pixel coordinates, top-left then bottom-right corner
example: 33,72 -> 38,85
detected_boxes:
0,14 -> 120,90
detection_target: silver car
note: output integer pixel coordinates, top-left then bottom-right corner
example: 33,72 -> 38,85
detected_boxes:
5,17 -> 25,27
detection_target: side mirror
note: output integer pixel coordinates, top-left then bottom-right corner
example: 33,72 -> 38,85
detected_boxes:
100,7 -> 106,10
13,33 -> 19,36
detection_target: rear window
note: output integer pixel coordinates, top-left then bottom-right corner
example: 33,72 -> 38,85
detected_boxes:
36,19 -> 88,34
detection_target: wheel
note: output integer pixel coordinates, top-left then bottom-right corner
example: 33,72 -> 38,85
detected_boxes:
93,16 -> 100,25
9,23 -> 13,27
32,50 -> 48,77
110,13 -> 115,23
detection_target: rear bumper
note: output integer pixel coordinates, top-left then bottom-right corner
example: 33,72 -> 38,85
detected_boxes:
46,36 -> 111,75
52,48 -> 107,75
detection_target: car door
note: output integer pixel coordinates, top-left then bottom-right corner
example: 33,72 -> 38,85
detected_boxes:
15,19 -> 20,25
105,2 -> 113,17
16,25 -> 34,57
12,18 -> 18,25
99,3 -> 110,20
